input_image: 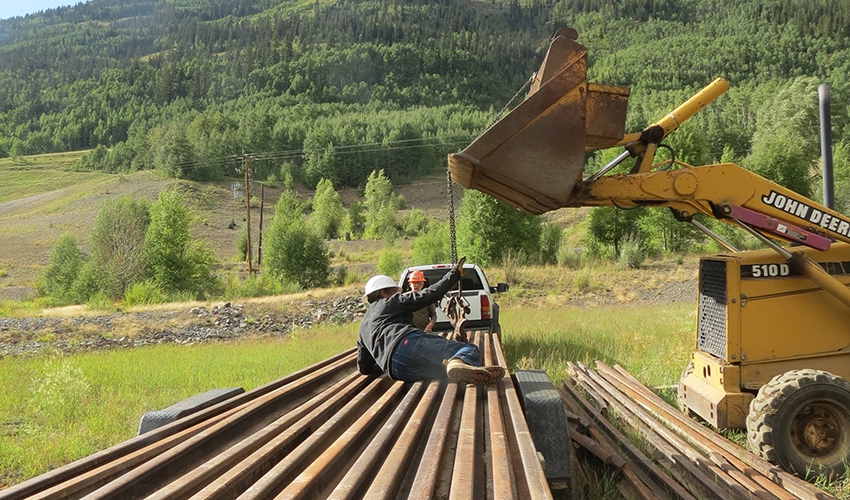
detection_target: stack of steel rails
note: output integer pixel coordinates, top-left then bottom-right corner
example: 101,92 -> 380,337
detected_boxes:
563,361 -> 836,500
1,331 -> 552,500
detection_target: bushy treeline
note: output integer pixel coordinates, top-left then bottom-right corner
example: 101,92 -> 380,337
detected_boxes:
74,103 -> 489,187
8,0 -> 850,270
3,0 -> 849,193
38,189 -> 220,306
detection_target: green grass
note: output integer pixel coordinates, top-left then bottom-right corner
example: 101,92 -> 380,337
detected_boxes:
0,170 -> 114,206
0,324 -> 358,488
501,302 -> 696,387
0,151 -> 87,171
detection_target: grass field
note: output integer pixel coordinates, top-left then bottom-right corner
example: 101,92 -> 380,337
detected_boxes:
3,301 -> 850,498
0,303 -> 696,489
0,324 -> 358,487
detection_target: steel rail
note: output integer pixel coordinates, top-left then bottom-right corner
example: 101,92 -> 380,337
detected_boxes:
189,374 -> 373,500
561,376 -> 695,500
491,335 -> 552,500
273,379 -> 413,500
234,377 -> 395,499
0,351 -> 355,500
79,354 -> 356,499
407,380 -> 460,499
450,332 -> 483,499
354,380 -> 443,499
484,333 -> 515,500
151,372 -> 370,500
577,363 -> 749,500
3,334 -> 555,500
596,363 -> 794,499
601,363 -> 833,500
558,384 -> 670,500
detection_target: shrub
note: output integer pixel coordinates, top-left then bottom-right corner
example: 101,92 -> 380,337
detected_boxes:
311,178 -> 345,239
38,233 -> 86,304
88,195 -> 150,299
344,201 -> 365,239
501,248 -> 527,286
401,208 -> 429,237
364,170 -> 399,240
457,190 -> 541,266
411,222 -> 450,264
558,245 -> 585,269
236,229 -> 248,260
265,190 -> 331,289
223,273 -> 289,299
30,360 -> 91,425
619,233 -> 646,269
145,189 -> 219,298
377,246 -> 404,277
266,225 -> 331,288
86,291 -> 116,311
574,269 -> 593,293
539,223 -> 562,265
123,280 -> 166,307
333,265 -> 348,286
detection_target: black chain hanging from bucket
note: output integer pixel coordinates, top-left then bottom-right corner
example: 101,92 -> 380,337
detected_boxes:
447,168 -> 457,264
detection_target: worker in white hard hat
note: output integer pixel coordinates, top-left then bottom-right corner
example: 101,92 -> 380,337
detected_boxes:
357,257 -> 504,385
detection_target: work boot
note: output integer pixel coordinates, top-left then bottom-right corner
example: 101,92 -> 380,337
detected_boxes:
446,359 -> 504,385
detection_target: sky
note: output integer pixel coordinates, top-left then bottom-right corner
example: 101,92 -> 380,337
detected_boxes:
0,0 -> 77,21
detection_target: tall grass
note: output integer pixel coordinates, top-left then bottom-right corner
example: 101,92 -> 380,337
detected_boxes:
0,324 -> 358,487
501,303 -> 695,387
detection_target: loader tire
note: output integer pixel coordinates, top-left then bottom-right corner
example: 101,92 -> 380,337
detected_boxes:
747,369 -> 850,479
677,361 -> 695,417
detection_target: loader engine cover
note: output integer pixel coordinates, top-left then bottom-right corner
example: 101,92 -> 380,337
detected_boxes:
448,30 -> 629,215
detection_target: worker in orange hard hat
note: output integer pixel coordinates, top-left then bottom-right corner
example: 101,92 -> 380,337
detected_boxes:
407,270 -> 437,332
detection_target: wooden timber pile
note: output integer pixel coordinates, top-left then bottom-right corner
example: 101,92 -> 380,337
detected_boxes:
562,361 -> 837,500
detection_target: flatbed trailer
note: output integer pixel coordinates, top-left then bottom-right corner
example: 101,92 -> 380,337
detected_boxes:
0,331 -> 556,500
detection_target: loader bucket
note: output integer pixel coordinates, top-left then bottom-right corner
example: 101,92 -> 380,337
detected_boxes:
448,29 -> 630,215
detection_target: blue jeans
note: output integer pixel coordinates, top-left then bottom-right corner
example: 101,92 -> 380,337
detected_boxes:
389,330 -> 481,382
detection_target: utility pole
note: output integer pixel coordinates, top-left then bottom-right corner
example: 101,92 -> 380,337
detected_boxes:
258,183 -> 265,266
242,154 -> 254,273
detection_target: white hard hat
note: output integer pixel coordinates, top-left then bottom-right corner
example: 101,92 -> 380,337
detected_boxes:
364,275 -> 398,296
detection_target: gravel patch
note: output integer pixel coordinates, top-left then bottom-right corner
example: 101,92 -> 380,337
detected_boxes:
0,294 -> 368,358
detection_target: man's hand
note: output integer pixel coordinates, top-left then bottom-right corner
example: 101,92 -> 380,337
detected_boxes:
455,256 -> 467,277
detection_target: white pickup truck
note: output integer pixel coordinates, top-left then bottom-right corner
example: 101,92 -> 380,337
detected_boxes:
398,263 -> 509,335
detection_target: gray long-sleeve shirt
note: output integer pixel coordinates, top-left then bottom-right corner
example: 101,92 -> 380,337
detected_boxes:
357,267 -> 461,377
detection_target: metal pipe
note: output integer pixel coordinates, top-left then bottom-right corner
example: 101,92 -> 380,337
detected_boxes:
601,363 -> 829,500
690,219 -> 740,253
587,149 -> 632,182
655,78 -> 729,138
819,84 -> 834,209
561,371 -> 694,500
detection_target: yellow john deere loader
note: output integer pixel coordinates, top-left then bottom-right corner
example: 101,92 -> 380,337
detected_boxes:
449,27 -> 850,479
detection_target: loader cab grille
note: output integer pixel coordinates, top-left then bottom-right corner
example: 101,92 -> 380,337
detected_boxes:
698,260 -> 727,359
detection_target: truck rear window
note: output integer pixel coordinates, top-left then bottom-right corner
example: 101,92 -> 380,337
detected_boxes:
402,269 -> 484,292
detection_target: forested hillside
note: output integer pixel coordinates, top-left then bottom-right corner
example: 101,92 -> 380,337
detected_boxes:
1,0 -> 849,200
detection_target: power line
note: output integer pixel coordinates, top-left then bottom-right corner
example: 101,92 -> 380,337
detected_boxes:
170,134 -> 478,173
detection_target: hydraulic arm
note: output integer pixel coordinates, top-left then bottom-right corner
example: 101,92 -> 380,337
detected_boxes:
447,30 -> 850,310
448,28 -> 850,478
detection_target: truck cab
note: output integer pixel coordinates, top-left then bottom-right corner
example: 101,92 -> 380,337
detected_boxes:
398,263 -> 509,335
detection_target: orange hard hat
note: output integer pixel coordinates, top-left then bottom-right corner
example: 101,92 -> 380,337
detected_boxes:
408,270 -> 426,283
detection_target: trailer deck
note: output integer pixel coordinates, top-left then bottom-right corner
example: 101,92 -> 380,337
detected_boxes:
2,331 -> 552,500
